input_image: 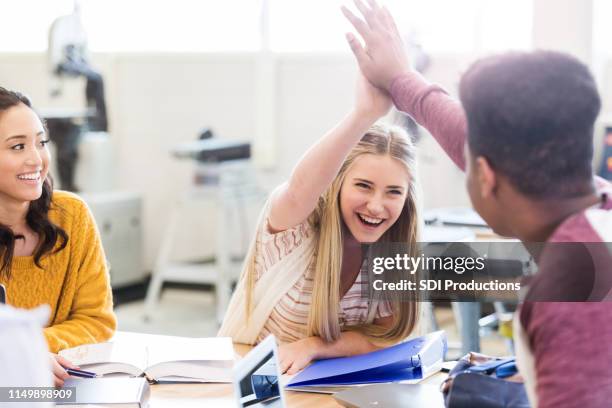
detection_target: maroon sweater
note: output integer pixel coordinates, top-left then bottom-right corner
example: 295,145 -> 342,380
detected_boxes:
390,72 -> 612,408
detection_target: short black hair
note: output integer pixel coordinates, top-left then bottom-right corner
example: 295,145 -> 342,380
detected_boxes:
459,51 -> 601,198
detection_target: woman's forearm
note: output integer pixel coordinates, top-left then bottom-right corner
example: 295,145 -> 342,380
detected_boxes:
309,330 -> 384,360
268,110 -> 379,232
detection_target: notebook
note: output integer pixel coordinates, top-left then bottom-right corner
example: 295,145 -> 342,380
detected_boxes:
59,331 -> 234,383
56,377 -> 150,407
286,331 -> 446,390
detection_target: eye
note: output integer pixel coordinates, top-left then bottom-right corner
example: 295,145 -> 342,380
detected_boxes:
355,182 -> 370,189
40,139 -> 50,147
11,144 -> 25,151
388,189 -> 403,195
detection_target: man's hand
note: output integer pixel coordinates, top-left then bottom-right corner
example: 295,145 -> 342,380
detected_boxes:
49,353 -> 79,388
278,337 -> 320,375
342,0 -> 412,91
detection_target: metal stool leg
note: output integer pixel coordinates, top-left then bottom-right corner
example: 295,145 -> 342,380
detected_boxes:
453,301 -> 481,354
143,204 -> 181,321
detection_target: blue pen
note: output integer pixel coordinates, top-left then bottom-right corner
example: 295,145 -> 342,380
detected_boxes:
66,368 -> 100,378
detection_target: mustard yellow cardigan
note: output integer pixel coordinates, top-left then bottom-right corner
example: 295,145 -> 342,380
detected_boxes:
0,191 -> 117,353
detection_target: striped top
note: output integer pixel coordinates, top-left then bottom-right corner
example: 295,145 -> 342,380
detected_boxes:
254,216 -> 393,344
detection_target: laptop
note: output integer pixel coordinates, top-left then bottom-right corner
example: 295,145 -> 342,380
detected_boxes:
233,335 -> 286,408
333,383 -> 445,408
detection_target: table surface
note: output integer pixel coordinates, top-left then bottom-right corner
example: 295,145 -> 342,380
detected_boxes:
75,343 -> 447,407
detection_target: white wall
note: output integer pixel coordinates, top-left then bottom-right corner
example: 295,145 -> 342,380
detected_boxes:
0,52 -> 475,271
1,47 -> 609,272
533,0 -> 593,64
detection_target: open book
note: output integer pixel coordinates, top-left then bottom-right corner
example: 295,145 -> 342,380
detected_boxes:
59,332 -> 235,383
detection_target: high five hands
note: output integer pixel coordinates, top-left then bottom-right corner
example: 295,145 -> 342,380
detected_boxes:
342,0 -> 412,92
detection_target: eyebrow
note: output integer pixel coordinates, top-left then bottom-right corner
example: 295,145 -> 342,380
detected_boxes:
4,131 -> 45,142
354,178 -> 405,190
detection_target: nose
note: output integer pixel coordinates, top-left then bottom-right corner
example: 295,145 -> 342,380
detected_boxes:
24,145 -> 43,167
366,194 -> 384,216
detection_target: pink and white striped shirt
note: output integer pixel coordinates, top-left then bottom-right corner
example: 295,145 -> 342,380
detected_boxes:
254,216 -> 393,344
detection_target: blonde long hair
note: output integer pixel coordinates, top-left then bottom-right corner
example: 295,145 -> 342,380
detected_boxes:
245,124 -> 420,343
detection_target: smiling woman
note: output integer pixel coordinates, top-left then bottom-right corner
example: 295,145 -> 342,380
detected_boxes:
219,75 -> 420,375
0,87 -> 116,386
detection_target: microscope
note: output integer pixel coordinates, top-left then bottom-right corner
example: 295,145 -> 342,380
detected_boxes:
45,2 -> 108,191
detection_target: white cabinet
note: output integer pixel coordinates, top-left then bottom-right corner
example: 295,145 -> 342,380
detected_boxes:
81,192 -> 144,288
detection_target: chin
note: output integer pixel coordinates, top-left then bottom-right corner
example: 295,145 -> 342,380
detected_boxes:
490,225 -> 515,238
481,216 -> 513,238
15,189 -> 44,203
347,227 -> 385,244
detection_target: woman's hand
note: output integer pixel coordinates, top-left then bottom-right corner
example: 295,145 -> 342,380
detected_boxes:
278,337 -> 321,375
354,72 -> 392,121
49,353 -> 79,387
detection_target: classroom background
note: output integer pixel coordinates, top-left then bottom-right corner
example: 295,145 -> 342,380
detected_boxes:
2,0 -> 611,358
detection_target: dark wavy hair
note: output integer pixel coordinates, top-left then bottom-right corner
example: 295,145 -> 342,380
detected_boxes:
0,87 -> 68,278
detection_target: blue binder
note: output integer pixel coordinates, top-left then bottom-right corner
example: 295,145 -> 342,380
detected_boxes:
286,331 -> 447,388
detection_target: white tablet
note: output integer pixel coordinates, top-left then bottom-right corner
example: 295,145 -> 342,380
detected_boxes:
233,335 -> 286,408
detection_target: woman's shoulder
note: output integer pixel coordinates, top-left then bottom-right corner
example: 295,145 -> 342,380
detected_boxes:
51,190 -> 86,205
48,190 -> 92,225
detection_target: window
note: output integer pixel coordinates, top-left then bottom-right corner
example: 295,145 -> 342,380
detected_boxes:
0,0 -> 262,53
0,0 -> 532,53
81,0 -> 262,52
0,0 -> 74,52
593,0 -> 612,58
269,0 -> 533,53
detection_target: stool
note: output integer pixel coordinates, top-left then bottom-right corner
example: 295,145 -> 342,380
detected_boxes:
143,160 -> 264,324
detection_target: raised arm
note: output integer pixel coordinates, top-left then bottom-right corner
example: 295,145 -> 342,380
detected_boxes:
268,74 -> 391,232
342,0 -> 468,171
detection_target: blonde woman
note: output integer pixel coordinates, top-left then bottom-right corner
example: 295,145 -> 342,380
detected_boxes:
219,75 -> 420,374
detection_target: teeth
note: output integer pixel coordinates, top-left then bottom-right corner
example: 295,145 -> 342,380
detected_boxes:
359,214 -> 384,225
18,172 -> 40,180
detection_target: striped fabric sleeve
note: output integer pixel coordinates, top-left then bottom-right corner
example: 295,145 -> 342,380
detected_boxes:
374,299 -> 394,319
253,214 -> 313,282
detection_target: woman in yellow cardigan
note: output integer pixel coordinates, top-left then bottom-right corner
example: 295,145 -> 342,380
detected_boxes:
0,87 -> 116,384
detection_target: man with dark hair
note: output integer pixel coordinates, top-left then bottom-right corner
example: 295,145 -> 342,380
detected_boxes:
460,51 -> 599,199
343,2 -> 611,408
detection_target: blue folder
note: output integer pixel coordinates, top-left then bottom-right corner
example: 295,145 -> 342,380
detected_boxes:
286,331 -> 447,388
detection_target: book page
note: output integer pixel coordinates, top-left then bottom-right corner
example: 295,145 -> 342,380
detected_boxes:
146,337 -> 234,367
59,342 -> 147,375
60,332 -> 235,380
110,332 -> 233,367
147,361 -> 233,382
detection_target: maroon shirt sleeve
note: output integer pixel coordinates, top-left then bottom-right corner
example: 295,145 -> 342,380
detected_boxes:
391,71 -> 612,407
389,72 -> 468,171
521,302 -> 612,408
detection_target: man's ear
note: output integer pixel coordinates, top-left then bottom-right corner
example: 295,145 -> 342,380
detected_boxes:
474,156 -> 497,198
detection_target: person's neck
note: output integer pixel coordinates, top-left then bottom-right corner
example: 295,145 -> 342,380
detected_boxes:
0,194 -> 29,231
509,190 -> 601,243
341,224 -> 362,257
